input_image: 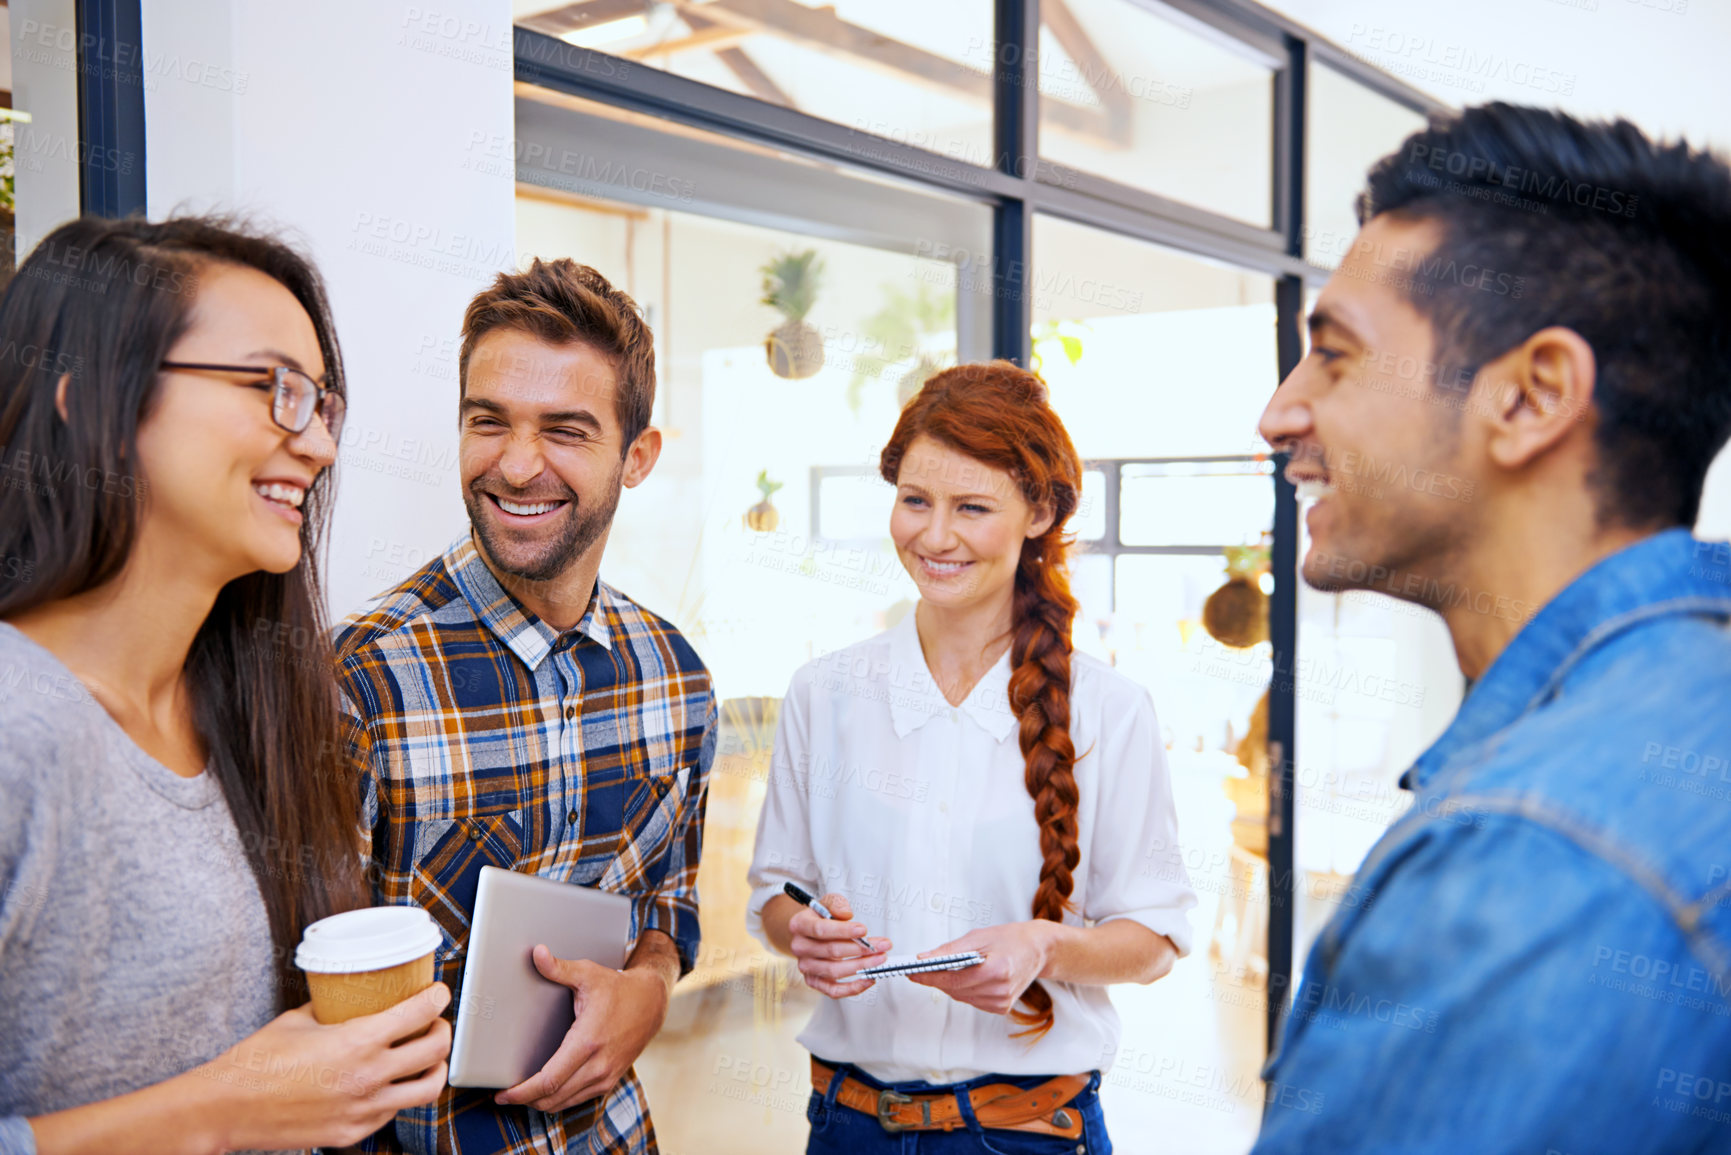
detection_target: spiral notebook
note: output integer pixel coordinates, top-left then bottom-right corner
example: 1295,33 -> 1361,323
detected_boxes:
858,951 -> 985,979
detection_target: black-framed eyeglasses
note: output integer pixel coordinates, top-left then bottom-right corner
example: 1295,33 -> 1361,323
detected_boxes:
160,361 -> 346,442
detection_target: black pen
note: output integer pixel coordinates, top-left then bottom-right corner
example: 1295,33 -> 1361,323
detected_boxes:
783,882 -> 876,952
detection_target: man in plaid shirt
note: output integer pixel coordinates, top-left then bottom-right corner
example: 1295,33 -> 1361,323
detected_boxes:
334,258 -> 716,1154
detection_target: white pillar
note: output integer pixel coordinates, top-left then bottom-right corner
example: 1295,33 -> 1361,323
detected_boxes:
9,0 -> 83,257
142,0 -> 517,616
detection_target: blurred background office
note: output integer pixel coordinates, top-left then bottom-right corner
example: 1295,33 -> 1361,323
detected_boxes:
5,0 -> 1721,1150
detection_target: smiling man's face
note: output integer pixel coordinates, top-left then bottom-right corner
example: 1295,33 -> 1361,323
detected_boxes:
459,327 -> 626,585
1259,213 -> 1486,597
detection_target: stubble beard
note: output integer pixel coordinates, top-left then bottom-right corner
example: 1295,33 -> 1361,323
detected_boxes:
465,457 -> 625,584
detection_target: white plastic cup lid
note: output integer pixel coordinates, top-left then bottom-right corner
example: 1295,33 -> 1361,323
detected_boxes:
294,906 -> 442,974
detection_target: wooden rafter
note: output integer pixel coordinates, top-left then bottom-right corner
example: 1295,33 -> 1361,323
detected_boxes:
518,0 -> 1131,149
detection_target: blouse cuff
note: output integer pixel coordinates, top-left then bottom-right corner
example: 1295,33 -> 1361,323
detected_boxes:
745,872 -> 812,952
1098,907 -> 1195,959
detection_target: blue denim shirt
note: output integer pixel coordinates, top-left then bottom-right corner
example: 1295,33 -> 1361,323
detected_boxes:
1253,530 -> 1731,1155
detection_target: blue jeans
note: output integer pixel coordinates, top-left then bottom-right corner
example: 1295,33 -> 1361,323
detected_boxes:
805,1060 -> 1111,1155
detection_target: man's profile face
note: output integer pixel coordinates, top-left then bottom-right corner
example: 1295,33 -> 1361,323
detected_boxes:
459,328 -> 628,585
1258,213 -> 1484,599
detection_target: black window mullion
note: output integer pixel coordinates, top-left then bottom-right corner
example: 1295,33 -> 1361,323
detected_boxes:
75,0 -> 147,218
1267,271 -> 1304,1055
991,0 -> 1038,367
1265,30 -> 1307,1056
513,27 -> 1023,203
1272,35 -> 1305,252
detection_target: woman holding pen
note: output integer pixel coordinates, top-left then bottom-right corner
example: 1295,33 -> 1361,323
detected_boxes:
747,361 -> 1196,1153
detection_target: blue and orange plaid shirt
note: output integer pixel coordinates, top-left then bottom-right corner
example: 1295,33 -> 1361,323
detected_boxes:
332,534 -> 716,1155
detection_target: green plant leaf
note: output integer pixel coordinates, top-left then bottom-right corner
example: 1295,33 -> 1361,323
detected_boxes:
759,249 -> 824,320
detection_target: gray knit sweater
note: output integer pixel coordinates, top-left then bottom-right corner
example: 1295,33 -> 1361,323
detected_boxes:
0,622 -> 283,1154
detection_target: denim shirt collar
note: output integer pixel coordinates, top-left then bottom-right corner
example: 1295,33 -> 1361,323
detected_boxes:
1404,528 -> 1731,790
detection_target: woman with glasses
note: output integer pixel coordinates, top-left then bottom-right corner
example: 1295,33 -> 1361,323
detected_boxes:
0,217 -> 450,1153
748,363 -> 1196,1154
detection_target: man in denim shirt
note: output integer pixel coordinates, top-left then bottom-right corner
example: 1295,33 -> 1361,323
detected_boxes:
1253,103 -> 1731,1153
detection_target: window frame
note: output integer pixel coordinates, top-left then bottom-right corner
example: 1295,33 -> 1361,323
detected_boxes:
513,0 -> 1450,1054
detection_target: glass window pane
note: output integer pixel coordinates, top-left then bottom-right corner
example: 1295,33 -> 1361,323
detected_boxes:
815,469 -> 894,542
1070,550 -> 1112,626
1038,0 -> 1274,227
1304,63 -> 1428,268
1032,214 -> 1275,460
1075,467 -> 1108,541
1096,551 -> 1271,1152
1034,213 -> 1277,1154
1289,511 -> 1466,1004
515,195 -> 967,689
1120,461 -> 1273,548
515,0 -> 993,162
518,178 -> 993,1154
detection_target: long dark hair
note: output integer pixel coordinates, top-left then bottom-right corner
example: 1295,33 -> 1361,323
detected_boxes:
880,361 -> 1083,1040
0,215 -> 366,1003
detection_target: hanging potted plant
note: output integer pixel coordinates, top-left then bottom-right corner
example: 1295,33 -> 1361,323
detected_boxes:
1201,543 -> 1271,649
760,249 -> 826,379
743,470 -> 784,532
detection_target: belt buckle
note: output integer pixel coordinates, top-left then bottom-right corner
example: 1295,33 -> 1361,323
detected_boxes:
875,1089 -> 914,1132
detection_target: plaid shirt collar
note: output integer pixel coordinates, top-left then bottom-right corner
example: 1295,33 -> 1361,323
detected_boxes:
443,534 -> 614,669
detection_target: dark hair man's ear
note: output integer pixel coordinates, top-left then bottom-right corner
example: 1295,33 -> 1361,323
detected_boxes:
1478,326 -> 1596,472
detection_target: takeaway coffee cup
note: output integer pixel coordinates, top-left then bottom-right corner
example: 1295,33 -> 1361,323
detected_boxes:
295,906 -> 442,1026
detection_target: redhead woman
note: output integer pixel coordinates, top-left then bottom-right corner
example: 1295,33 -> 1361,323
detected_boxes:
747,361 -> 1196,1153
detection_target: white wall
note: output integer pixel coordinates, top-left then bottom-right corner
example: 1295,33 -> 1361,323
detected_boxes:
141,0 -> 517,617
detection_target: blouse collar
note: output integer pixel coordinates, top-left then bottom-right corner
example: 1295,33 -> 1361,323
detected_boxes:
886,609 -> 1019,745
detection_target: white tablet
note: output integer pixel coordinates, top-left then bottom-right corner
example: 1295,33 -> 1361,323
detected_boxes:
448,865 -> 634,1088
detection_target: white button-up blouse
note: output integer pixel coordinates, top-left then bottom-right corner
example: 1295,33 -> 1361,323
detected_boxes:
746,611 -> 1197,1084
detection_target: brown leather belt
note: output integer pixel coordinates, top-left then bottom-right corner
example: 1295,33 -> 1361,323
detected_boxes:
811,1059 -> 1089,1139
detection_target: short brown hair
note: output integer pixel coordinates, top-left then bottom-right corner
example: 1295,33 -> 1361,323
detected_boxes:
459,257 -> 656,452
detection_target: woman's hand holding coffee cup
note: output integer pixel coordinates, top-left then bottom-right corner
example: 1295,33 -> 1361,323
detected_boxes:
168,905 -> 453,1150
195,982 -> 454,1150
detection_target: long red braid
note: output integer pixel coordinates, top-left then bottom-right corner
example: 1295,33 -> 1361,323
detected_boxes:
879,361 -> 1082,1041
